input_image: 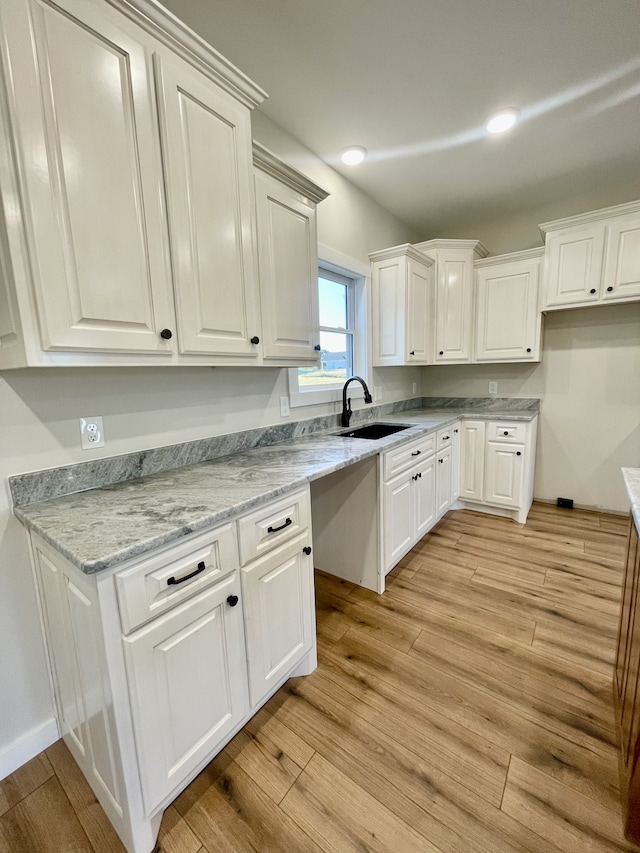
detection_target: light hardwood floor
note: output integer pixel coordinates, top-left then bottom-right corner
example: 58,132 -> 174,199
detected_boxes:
1,503 -> 638,853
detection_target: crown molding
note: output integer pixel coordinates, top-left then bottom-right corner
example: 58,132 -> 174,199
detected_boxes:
106,0 -> 268,109
413,238 -> 490,259
369,244 -> 435,265
474,246 -> 544,268
539,198 -> 640,235
252,143 -> 329,203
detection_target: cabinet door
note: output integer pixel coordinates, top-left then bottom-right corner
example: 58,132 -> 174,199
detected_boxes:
255,170 -> 319,362
155,53 -> 259,358
435,252 -> 473,362
484,442 -> 524,508
436,447 -> 452,517
459,420 -> 486,502
383,471 -> 414,572
2,0 -> 175,354
372,257 -> 405,367
475,261 -> 540,361
123,574 -> 248,813
406,257 -> 433,363
241,532 -> 314,707
414,457 -> 436,539
543,225 -> 606,308
603,215 -> 640,302
451,424 -> 461,502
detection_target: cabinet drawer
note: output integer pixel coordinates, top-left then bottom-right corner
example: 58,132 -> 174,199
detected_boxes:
383,433 -> 436,481
436,424 -> 456,449
115,523 -> 238,634
237,488 -> 310,566
488,422 -> 528,442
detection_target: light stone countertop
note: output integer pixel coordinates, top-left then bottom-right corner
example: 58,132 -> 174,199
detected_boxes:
623,468 -> 640,535
14,408 -> 537,574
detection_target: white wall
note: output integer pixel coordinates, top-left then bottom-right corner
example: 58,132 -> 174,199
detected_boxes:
0,115 -> 418,774
422,302 -> 640,513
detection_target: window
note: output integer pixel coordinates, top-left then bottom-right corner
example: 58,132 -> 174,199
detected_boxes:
299,268 -> 354,390
289,248 -> 370,408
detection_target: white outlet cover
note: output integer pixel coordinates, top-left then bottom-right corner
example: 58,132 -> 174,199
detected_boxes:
279,396 -> 290,418
488,381 -> 498,394
80,416 -> 105,449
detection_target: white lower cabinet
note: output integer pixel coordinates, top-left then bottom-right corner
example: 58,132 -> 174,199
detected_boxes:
30,487 -> 316,853
458,418 -> 537,523
123,574 -> 249,813
241,533 -> 315,707
436,445 -> 452,517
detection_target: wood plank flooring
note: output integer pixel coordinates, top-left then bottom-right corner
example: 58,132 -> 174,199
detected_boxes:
1,502 -> 638,852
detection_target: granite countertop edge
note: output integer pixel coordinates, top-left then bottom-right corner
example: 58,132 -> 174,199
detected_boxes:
622,468 -> 640,535
15,408 -> 538,575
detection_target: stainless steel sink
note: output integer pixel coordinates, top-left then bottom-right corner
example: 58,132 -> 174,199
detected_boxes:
335,422 -> 412,440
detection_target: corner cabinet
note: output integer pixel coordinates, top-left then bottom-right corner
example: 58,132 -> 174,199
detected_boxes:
253,143 -> 328,364
414,239 -> 489,363
30,488 -> 316,853
474,248 -> 543,362
370,244 -> 435,366
540,201 -> 640,311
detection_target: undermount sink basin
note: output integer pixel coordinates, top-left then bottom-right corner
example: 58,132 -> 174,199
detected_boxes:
336,422 -> 412,440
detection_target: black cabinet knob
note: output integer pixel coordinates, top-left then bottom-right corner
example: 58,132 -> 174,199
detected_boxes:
439,350 -> 444,356
516,451 -> 522,457
526,348 -> 532,353
250,336 -> 260,345
227,595 -> 239,607
504,431 -> 509,435
409,350 -> 415,356
590,288 -> 596,294
303,546 -> 312,555
439,458 -> 443,464
314,344 -> 321,351
160,328 -> 173,340
606,286 -> 613,292
454,428 -> 458,433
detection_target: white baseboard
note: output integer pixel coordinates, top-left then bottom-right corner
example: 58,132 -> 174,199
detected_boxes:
0,717 -> 59,781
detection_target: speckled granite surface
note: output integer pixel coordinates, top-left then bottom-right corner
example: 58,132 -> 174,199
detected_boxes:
623,468 -> 640,534
12,400 -> 540,574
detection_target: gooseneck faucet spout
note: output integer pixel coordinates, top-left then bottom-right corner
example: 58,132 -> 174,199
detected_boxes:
341,376 -> 373,427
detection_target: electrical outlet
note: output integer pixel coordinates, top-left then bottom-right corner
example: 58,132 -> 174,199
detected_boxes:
412,382 -> 417,395
488,381 -> 498,394
279,396 -> 290,417
80,416 -> 105,450
374,386 -> 382,402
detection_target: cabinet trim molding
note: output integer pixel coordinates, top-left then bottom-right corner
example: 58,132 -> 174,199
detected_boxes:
252,142 -> 329,204
539,199 -> 640,236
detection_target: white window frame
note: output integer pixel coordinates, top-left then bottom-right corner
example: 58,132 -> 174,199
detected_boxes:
289,245 -> 371,408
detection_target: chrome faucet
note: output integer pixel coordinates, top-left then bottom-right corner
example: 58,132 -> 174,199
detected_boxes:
341,376 -> 373,427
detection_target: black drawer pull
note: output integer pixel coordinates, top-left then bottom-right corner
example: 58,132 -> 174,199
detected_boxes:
442,435 -> 450,440
516,451 -> 522,456
303,546 -> 312,555
250,335 -> 260,344
589,288 -> 596,294
167,561 -> 206,586
227,594 -> 239,607
267,517 -> 292,534
606,286 -> 613,292
411,450 -> 421,456
504,430 -> 509,435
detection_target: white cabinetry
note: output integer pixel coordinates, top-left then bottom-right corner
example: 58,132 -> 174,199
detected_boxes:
414,239 -> 488,363
370,245 -> 435,366
474,249 -> 543,361
253,144 -> 328,364
540,201 -> 640,310
30,487 -> 316,853
458,418 -> 537,523
435,426 -> 454,517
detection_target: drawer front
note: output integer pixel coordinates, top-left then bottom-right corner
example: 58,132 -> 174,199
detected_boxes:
115,523 -> 238,634
383,433 -> 436,481
237,488 -> 310,566
489,421 -> 528,442
436,424 -> 456,449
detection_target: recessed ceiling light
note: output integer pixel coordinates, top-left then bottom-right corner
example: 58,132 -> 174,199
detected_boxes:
340,146 -> 367,165
485,108 -> 520,134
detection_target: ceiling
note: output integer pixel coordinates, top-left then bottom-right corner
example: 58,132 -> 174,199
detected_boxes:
163,0 -> 640,237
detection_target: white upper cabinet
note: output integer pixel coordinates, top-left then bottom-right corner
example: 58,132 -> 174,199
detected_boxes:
0,0 -> 175,357
155,53 -> 260,359
474,248 -> 543,362
370,245 -> 434,366
540,201 -> 640,310
414,239 -> 488,363
253,144 -> 328,364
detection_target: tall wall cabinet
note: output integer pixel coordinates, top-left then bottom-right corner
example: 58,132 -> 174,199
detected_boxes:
0,0 -> 326,369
